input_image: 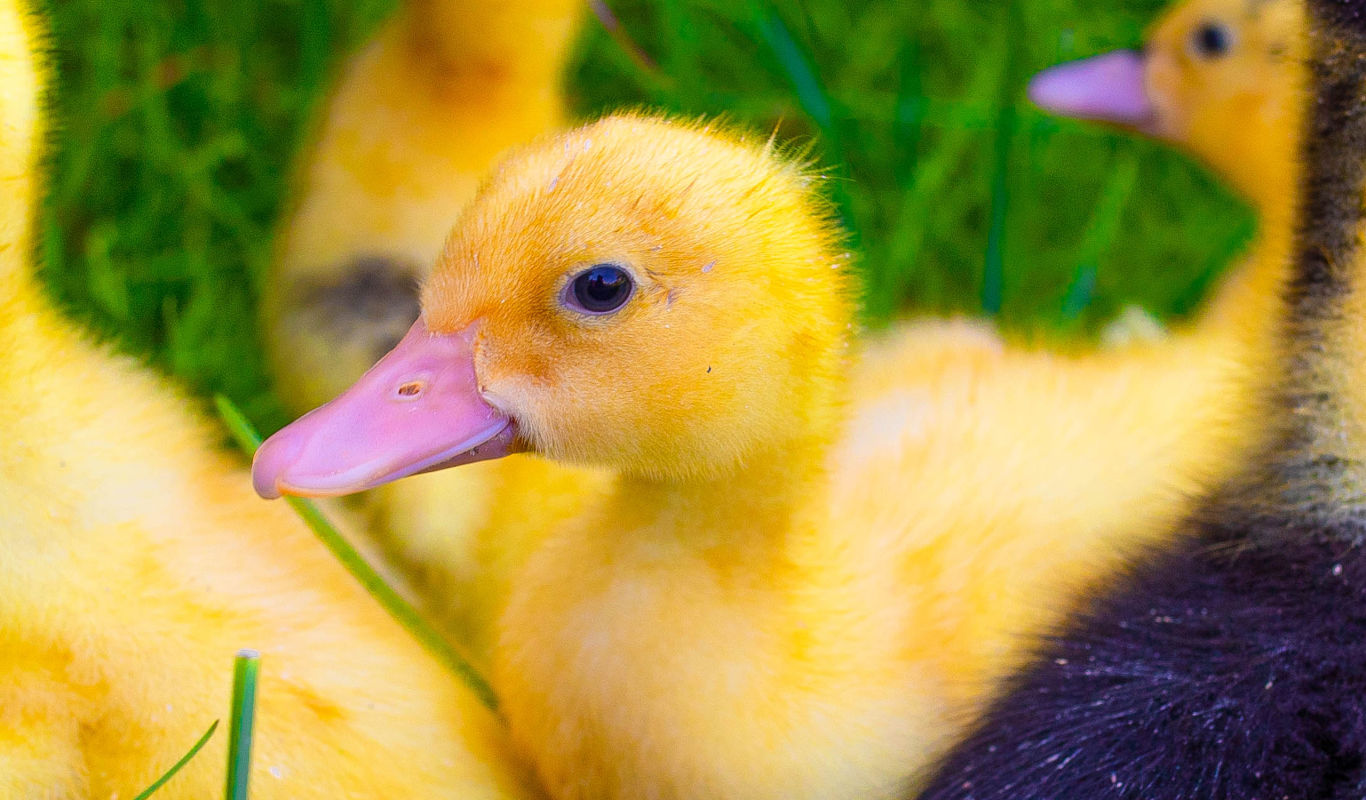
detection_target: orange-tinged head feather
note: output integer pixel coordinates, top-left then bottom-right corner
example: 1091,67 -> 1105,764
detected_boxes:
421,114 -> 857,481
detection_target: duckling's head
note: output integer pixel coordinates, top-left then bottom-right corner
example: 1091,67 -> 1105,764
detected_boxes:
1029,0 -> 1303,210
255,115 -> 855,497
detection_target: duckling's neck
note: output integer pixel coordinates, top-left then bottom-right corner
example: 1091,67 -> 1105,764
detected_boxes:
610,333 -> 850,548
1230,11 -> 1366,534
616,434 -> 832,550
1195,152 -> 1299,344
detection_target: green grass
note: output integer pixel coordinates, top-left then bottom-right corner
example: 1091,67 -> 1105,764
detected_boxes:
225,649 -> 260,800
39,0 -> 1255,432
133,720 -> 218,800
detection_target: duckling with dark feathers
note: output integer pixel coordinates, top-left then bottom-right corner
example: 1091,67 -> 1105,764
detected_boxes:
915,1 -> 1366,796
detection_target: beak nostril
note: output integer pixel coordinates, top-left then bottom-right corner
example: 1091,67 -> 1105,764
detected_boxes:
396,381 -> 425,399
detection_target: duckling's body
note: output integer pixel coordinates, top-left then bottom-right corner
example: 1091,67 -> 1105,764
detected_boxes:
1,5 -> 533,797
918,533 -> 1366,797
917,0 -> 1366,794
263,0 -> 591,663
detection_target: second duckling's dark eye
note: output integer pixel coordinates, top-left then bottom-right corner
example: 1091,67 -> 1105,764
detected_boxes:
566,264 -> 634,314
1191,21 -> 1233,58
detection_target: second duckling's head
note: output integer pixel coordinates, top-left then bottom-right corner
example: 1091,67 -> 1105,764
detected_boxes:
254,115 -> 855,497
1029,0 -> 1303,208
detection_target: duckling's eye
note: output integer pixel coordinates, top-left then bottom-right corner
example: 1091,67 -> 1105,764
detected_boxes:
1190,21 -> 1233,58
565,264 -> 634,315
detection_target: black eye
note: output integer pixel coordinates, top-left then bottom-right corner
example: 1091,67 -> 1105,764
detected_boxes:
566,264 -> 634,314
1191,21 -> 1233,58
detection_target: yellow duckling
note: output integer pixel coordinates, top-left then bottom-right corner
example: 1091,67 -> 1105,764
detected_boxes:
254,107 -> 1229,797
2,5 -> 534,797
263,0 -> 595,665
255,114 -> 944,798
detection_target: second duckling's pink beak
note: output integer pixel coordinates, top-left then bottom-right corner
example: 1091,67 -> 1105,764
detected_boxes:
252,318 -> 515,499
1028,49 -> 1156,130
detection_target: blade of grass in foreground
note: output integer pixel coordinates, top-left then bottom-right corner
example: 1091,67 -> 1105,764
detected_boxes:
214,395 -> 499,714
745,3 -> 859,244
226,649 -> 260,800
132,720 -> 219,800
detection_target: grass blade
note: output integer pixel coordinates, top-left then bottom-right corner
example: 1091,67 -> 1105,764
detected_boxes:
1055,150 -> 1140,324
745,3 -> 860,245
981,101 -> 1014,315
1067,152 -> 1141,270
587,0 -> 674,97
1171,215 -> 1259,316
749,2 -> 834,137
226,649 -> 260,800
132,720 -> 219,800
214,395 -> 500,714
1060,264 -> 1098,320
893,35 -> 925,191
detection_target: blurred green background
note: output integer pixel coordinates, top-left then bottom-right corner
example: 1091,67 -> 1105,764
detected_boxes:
37,0 -> 1254,430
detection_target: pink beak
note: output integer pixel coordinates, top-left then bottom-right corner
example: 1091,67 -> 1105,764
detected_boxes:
1028,49 -> 1156,130
252,318 -> 515,499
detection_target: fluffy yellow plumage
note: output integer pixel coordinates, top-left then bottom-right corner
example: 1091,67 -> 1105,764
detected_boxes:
0,4 -> 535,797
252,0 -> 1307,797
263,0 -> 590,666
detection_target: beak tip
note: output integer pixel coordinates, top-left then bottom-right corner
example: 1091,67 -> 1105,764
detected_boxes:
1025,73 -> 1057,111
251,429 -> 301,500
250,462 -> 283,500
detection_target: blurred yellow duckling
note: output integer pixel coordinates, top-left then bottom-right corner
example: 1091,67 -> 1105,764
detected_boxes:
266,0 -> 583,409
263,0 -> 596,666
1028,0 -> 1300,332
0,4 -> 536,797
